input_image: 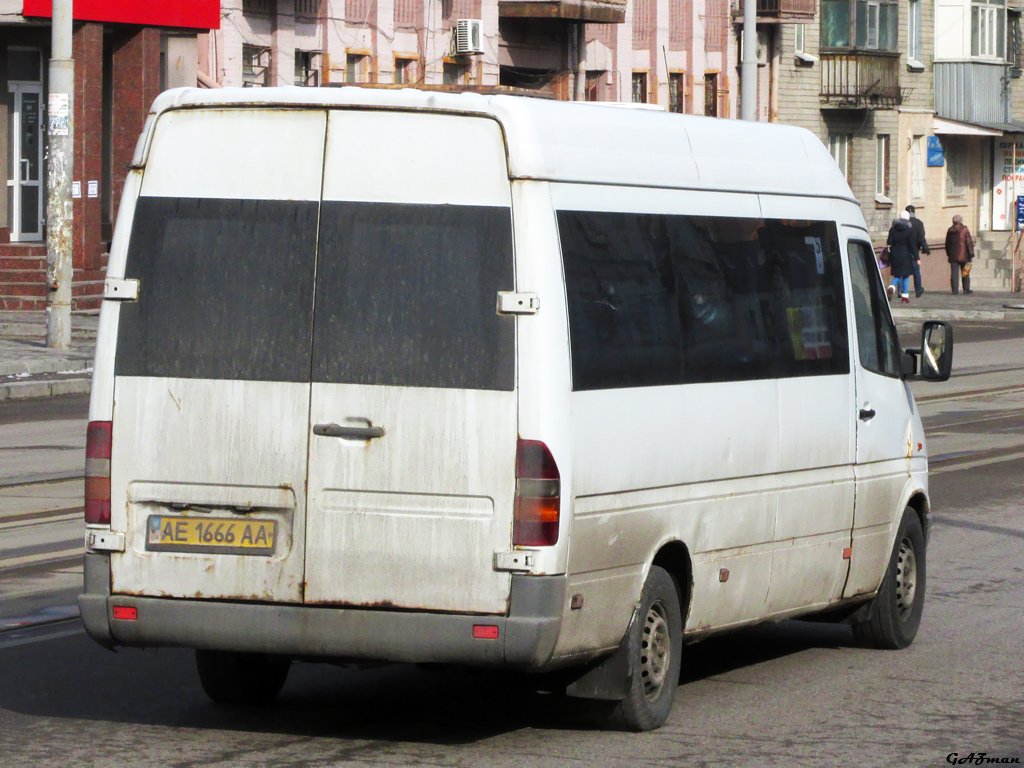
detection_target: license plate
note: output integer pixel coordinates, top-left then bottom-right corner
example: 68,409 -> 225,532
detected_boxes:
146,515 -> 277,556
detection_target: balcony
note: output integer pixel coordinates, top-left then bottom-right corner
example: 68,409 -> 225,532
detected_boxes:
934,61 -> 1012,125
497,0 -> 626,22
755,0 -> 815,21
820,51 -> 903,109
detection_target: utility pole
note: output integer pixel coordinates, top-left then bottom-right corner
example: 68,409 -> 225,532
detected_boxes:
740,0 -> 757,120
46,0 -> 74,349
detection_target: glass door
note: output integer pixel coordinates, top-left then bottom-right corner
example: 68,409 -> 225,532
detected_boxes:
7,74 -> 44,241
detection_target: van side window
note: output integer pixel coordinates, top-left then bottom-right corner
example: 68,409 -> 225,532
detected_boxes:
558,211 -> 849,390
847,240 -> 902,377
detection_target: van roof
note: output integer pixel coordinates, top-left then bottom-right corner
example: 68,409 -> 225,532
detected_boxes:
142,86 -> 857,203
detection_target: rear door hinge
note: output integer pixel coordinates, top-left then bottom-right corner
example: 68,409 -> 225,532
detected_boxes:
86,530 -> 125,553
104,278 -> 139,302
497,292 -> 539,315
493,550 -> 537,572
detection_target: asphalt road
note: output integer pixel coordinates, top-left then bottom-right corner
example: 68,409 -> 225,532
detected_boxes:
0,324 -> 1022,767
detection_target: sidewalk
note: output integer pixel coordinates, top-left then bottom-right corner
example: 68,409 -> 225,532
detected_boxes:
0,292 -> 1022,401
0,311 -> 97,401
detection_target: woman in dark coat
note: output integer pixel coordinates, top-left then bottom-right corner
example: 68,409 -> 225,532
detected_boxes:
886,210 -> 918,303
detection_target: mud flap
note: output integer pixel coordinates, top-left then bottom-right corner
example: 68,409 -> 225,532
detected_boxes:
564,607 -> 638,701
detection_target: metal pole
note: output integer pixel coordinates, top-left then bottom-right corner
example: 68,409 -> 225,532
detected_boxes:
46,0 -> 74,349
740,0 -> 757,120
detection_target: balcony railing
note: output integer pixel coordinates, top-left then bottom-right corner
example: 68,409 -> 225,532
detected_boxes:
755,0 -> 815,20
934,61 -> 1012,124
497,0 -> 626,22
820,51 -> 902,109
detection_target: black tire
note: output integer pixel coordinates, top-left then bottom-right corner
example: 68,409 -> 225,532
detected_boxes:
195,649 -> 290,705
852,508 -> 926,650
607,566 -> 683,732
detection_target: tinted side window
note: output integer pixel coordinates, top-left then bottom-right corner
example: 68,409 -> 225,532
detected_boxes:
116,197 -> 318,382
558,211 -> 850,390
848,240 -> 902,377
313,202 -> 515,391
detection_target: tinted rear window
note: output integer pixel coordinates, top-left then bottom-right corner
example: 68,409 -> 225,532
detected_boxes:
313,202 -> 515,391
558,211 -> 849,390
116,196 -> 318,382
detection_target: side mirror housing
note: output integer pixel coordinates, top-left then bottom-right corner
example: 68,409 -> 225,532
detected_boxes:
919,320 -> 954,381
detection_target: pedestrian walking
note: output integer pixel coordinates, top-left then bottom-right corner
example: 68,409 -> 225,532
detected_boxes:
944,214 -> 975,295
906,204 -> 930,297
886,210 -> 918,303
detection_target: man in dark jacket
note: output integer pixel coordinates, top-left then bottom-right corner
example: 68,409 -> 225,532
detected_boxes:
886,210 -> 918,303
945,214 -> 974,295
906,205 -> 929,297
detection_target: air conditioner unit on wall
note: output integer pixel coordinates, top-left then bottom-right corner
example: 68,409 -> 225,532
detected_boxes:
455,19 -> 484,55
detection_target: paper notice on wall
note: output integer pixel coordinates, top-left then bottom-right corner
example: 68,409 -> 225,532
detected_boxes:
805,236 -> 824,274
87,180 -> 98,198
72,181 -> 81,198
48,93 -> 70,136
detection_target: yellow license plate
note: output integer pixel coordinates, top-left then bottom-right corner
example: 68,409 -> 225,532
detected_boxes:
146,515 -> 277,556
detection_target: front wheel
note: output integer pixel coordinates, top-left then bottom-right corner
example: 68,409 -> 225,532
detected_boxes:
852,508 -> 926,649
195,649 -> 290,705
607,566 -> 683,731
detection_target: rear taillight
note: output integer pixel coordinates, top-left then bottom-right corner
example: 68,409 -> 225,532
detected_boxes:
85,421 -> 112,525
513,439 -> 560,547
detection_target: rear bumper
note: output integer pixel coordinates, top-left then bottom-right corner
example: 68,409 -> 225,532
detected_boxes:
78,554 -> 566,670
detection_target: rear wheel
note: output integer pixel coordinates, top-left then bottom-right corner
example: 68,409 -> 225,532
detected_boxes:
195,649 -> 290,704
607,566 -> 683,731
852,508 -> 926,649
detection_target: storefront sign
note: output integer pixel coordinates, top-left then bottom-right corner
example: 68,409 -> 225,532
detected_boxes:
992,136 -> 1024,231
1016,196 -> 1024,231
23,0 -> 219,29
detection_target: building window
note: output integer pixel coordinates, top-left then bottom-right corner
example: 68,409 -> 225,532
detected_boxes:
821,0 -> 897,50
1009,10 -> 1023,71
908,0 -> 922,62
946,143 -> 969,199
972,0 -> 1007,58
669,72 -> 685,113
911,135 -> 926,201
795,23 -> 806,54
704,73 -> 718,116
585,70 -> 605,101
346,53 -> 370,83
443,61 -> 469,85
242,44 -> 271,87
295,51 -> 320,86
829,133 -> 852,182
294,0 -> 319,16
875,134 -> 891,200
394,57 -> 416,84
632,72 -> 648,103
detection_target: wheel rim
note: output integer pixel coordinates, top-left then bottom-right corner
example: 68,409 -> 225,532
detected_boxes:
640,599 -> 671,702
894,537 -> 918,620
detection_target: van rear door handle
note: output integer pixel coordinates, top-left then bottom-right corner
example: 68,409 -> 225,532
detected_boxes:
859,408 -> 876,421
313,422 -> 385,440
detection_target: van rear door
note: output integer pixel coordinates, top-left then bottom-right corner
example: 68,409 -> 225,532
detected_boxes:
303,110 -> 518,614
109,109 -> 326,603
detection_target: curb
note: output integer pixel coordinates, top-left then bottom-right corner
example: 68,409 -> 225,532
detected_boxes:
891,308 -> 1010,321
0,377 -> 91,401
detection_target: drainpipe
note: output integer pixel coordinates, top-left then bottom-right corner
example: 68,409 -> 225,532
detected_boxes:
46,0 -> 73,349
740,0 -> 757,120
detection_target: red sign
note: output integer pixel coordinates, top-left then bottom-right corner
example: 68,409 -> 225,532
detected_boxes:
22,0 -> 220,29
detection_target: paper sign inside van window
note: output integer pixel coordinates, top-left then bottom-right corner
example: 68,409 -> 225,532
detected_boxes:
805,236 -> 825,274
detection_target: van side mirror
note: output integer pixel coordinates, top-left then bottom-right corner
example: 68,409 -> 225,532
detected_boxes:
918,321 -> 953,382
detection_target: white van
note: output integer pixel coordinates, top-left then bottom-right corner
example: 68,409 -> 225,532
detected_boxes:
79,86 -> 953,731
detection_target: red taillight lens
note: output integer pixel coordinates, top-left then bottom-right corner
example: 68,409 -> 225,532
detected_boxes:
513,439 -> 560,547
85,421 -> 112,525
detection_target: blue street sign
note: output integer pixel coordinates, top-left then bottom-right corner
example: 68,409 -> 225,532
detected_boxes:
927,136 -> 945,167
